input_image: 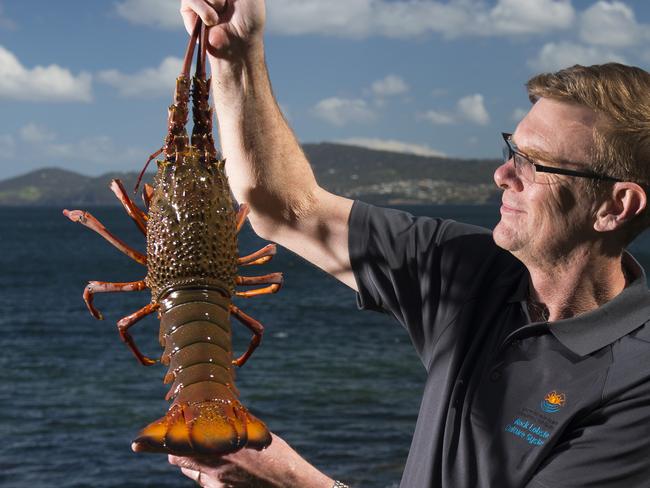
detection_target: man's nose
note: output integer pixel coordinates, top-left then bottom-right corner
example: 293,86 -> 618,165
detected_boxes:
494,159 -> 523,191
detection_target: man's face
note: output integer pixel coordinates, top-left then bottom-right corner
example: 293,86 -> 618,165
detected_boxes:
493,98 -> 602,263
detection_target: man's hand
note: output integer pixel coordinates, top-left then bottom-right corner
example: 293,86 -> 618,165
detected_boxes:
180,0 -> 265,59
168,433 -> 334,488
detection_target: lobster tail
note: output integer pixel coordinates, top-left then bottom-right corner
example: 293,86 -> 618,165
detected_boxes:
132,289 -> 271,454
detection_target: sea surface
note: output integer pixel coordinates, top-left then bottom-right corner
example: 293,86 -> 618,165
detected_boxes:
1,205 -> 649,488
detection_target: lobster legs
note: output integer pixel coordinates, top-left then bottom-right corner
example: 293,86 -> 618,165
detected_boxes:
117,303 -> 160,366
110,179 -> 147,234
84,279 -> 158,365
62,209 -> 147,265
65,181 -> 280,370
84,279 -> 147,320
238,243 -> 276,266
230,304 -> 264,368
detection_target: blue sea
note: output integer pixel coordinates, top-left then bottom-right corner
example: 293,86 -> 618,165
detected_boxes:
1,205 -> 649,488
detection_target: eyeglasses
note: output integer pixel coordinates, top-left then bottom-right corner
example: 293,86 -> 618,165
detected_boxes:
501,132 -> 621,183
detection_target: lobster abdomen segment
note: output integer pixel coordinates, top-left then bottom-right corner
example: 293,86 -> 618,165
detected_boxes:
133,288 -> 271,455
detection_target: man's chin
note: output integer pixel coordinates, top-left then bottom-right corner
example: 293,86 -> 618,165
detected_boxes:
492,222 -> 522,253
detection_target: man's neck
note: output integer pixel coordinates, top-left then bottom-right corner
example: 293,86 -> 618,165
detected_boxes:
524,248 -> 627,322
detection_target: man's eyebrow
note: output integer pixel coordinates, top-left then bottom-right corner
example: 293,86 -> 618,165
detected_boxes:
512,137 -> 583,168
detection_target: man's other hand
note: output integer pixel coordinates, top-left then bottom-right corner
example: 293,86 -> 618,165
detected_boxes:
168,432 -> 334,488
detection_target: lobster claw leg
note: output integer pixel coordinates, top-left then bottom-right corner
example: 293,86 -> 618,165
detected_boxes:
110,179 -> 148,234
229,304 -> 264,367
238,244 -> 276,266
117,303 -> 160,366
83,280 -> 147,320
235,203 -> 250,233
63,209 -> 147,265
235,272 -> 283,298
142,184 -> 154,211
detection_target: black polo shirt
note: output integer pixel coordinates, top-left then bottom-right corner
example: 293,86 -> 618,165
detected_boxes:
349,201 -> 650,488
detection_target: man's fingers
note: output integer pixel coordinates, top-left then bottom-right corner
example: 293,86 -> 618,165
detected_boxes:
169,454 -> 227,469
169,454 -> 203,470
180,5 -> 198,35
180,0 -> 226,30
180,467 -> 202,484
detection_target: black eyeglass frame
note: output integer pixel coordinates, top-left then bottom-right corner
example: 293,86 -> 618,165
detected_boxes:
501,132 -> 622,183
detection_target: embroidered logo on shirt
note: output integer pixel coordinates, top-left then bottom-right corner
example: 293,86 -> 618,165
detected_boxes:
505,406 -> 560,447
541,391 -> 566,413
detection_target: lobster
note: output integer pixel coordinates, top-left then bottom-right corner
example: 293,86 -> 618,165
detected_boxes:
63,18 -> 282,455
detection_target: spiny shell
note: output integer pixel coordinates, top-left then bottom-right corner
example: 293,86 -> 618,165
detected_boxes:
145,148 -> 238,301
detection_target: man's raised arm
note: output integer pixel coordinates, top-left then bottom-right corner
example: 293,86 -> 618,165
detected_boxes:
181,0 -> 357,289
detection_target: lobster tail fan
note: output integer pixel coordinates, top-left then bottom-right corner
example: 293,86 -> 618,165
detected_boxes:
132,402 -> 271,455
241,410 -> 273,449
184,402 -> 248,453
132,415 -> 169,453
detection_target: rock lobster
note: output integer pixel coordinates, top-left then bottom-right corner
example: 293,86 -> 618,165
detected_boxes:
63,19 -> 281,455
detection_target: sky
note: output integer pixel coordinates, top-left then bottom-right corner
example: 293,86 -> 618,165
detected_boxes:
0,0 -> 648,180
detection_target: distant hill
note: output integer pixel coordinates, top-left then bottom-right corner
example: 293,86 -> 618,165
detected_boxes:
0,143 -> 501,206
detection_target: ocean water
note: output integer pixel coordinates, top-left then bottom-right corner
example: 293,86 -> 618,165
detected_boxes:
1,205 -> 648,488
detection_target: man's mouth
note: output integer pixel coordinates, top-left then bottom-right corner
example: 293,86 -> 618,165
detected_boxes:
500,200 -> 524,214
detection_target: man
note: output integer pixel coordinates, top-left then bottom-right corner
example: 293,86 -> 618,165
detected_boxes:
168,1 -> 650,486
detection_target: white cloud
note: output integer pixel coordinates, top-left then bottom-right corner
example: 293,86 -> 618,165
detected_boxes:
46,135 -> 142,165
0,45 -> 92,102
528,41 -> 627,72
422,93 -> 490,126
114,0 -> 576,40
267,0 -> 575,40
371,74 -> 409,97
115,0 -> 181,29
457,94 -> 490,125
488,0 -> 575,35
579,1 -> 648,48
19,123 -> 56,144
0,123 -> 143,172
511,107 -> 529,122
98,56 -> 182,98
422,109 -> 456,125
313,97 -> 376,126
337,137 -> 445,157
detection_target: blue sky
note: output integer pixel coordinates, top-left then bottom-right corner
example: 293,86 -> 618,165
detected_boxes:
0,0 -> 648,179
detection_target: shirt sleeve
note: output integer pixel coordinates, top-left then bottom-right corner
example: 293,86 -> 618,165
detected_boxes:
348,200 -> 513,367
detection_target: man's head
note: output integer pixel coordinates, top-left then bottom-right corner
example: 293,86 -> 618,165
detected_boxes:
493,63 -> 650,263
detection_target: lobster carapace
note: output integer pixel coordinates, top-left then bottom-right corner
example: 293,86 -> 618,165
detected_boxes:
63,19 -> 281,455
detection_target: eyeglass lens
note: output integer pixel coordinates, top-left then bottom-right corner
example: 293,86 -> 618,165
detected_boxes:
503,138 -> 535,182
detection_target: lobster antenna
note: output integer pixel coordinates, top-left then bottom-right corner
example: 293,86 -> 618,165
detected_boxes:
133,18 -> 202,193
196,22 -> 206,80
183,17 -> 203,79
191,22 -> 212,154
200,24 -> 208,79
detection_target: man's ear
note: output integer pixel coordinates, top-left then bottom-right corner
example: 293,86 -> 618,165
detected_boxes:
594,182 -> 647,232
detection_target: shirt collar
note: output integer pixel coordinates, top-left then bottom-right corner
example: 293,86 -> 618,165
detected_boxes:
510,252 -> 650,357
